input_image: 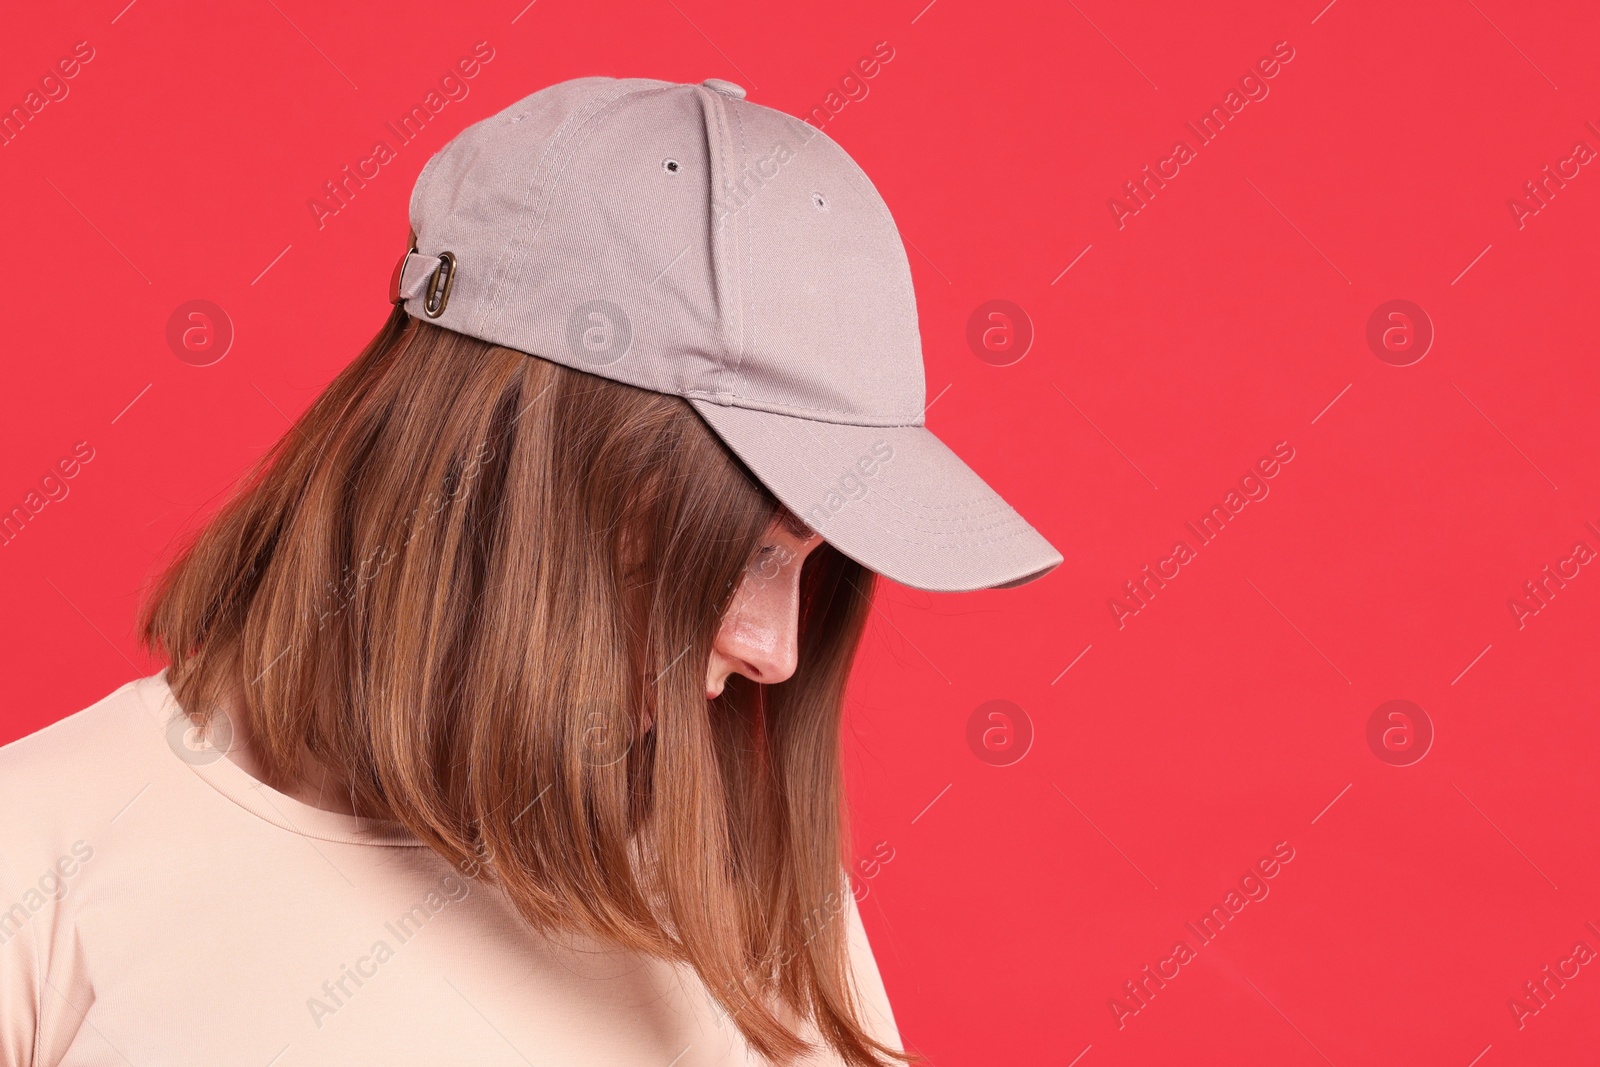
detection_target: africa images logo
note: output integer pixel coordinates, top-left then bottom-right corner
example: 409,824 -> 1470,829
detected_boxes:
1107,41 -> 1296,229
307,42 -> 496,230
1108,841 -> 1297,1029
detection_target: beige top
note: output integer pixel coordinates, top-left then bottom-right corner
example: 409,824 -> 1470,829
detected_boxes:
0,672 -> 901,1066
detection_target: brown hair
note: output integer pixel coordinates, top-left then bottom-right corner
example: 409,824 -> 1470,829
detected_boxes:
137,305 -> 911,1066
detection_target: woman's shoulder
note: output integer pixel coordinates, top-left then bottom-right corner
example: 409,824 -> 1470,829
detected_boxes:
0,673 -> 172,859
0,674 -> 182,1061
0,673 -> 163,771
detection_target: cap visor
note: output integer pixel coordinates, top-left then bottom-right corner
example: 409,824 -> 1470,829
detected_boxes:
688,401 -> 1063,592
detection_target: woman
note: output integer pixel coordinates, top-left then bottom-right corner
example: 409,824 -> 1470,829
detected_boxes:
0,76 -> 1060,1066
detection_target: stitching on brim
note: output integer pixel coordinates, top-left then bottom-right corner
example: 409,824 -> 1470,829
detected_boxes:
688,391 -> 923,426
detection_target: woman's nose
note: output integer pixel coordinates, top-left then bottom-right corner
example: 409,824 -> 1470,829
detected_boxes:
725,622 -> 799,685
716,582 -> 802,685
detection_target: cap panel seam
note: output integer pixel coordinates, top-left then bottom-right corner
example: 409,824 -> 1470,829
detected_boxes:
480,83 -> 662,333
713,113 -> 926,420
724,94 -> 755,401
698,84 -> 741,399
480,84 -> 683,335
472,89 -> 611,333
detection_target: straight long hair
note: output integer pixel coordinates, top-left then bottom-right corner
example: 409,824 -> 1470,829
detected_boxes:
137,305 -> 908,1066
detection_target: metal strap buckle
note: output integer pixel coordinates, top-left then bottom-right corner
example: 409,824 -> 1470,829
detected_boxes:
423,251 -> 457,318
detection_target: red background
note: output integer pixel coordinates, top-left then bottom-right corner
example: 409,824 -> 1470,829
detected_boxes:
4,1 -> 1599,1063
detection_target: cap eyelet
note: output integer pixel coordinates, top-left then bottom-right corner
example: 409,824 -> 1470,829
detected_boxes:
663,158 -> 682,174
423,251 -> 456,318
811,192 -> 828,212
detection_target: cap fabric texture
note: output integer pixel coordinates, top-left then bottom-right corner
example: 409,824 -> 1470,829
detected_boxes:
395,75 -> 1062,592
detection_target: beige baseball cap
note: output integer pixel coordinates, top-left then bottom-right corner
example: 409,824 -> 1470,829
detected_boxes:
391,75 -> 1062,592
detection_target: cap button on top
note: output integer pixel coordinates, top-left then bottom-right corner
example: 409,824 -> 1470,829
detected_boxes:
701,78 -> 746,99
